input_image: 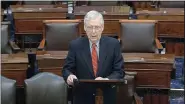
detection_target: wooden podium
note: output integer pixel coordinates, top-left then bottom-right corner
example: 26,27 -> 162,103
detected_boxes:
73,79 -> 135,104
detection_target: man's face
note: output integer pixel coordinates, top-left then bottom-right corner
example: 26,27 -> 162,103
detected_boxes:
85,17 -> 104,43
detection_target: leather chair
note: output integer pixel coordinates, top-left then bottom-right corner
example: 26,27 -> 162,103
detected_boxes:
38,20 -> 81,51
1,76 -> 16,104
1,21 -> 20,54
24,72 -> 68,104
119,20 -> 163,53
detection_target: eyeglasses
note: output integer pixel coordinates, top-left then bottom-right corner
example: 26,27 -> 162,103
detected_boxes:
85,26 -> 102,32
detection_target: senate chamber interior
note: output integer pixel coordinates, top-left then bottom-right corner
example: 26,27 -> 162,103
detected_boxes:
1,1 -> 184,104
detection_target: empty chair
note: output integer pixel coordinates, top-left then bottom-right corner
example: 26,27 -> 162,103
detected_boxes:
38,20 -> 80,51
119,20 -> 163,53
24,72 -> 68,104
1,76 -> 16,104
1,22 -> 12,54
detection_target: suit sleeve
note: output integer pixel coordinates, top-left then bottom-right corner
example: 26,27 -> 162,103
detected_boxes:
107,41 -> 125,79
62,42 -> 76,81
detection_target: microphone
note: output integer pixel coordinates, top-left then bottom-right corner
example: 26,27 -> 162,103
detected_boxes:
73,79 -> 79,86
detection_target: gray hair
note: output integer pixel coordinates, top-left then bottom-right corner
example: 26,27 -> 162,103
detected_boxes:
84,10 -> 104,25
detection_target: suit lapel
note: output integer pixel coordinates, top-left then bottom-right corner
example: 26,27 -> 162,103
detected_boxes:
81,37 -> 95,77
97,37 -> 107,76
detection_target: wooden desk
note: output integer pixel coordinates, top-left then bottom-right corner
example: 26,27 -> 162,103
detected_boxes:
75,13 -> 129,19
1,51 -> 174,104
137,8 -> 184,56
123,53 -> 175,104
11,6 -> 68,49
12,7 -> 68,35
137,8 -> 184,21
74,6 -> 130,19
37,51 -> 174,88
137,8 -> 184,36
36,51 -> 174,104
133,1 -> 159,11
1,53 -> 28,87
10,4 -> 68,8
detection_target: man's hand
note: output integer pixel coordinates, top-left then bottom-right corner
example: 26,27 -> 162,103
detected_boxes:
67,74 -> 77,86
95,77 -> 109,80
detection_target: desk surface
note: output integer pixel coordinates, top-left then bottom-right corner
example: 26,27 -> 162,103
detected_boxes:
1,51 -> 175,64
136,8 -> 184,16
11,7 -> 68,13
1,53 -> 28,64
36,51 -> 175,64
1,51 -> 175,89
10,4 -> 67,8
74,6 -> 130,15
10,4 -> 68,12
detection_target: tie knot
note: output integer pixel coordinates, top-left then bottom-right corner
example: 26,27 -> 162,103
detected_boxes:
92,43 -> 96,48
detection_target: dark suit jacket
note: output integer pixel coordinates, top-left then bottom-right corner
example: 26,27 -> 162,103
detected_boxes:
62,36 -> 124,104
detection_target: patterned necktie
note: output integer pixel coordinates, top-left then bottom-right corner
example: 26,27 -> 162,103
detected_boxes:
91,43 -> 98,76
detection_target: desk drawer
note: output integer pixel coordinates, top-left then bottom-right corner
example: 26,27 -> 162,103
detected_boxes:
15,18 -> 67,34
126,70 -> 170,88
38,59 -> 64,69
15,19 -> 43,33
14,13 -> 66,19
1,70 -> 26,86
2,63 -> 28,69
125,63 -> 173,70
158,21 -> 184,37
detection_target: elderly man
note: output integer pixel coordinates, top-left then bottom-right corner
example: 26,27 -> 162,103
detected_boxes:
62,10 -> 124,104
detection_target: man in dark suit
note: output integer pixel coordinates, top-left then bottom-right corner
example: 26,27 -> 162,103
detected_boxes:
62,10 -> 124,104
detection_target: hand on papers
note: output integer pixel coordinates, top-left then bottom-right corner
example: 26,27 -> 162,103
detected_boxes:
67,74 -> 77,86
95,77 -> 109,80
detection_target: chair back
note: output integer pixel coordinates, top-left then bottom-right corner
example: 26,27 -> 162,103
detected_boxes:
119,20 -> 157,53
1,21 -> 12,54
1,76 -> 16,104
25,72 -> 68,104
43,20 -> 81,51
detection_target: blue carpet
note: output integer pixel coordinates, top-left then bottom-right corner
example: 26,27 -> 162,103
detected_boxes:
170,57 -> 184,104
170,98 -> 184,104
170,57 -> 184,89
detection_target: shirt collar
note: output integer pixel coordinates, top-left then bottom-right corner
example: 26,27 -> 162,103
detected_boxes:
89,40 -> 100,48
